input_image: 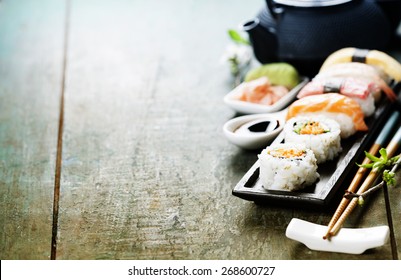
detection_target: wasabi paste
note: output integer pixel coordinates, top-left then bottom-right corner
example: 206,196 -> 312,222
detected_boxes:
245,63 -> 300,89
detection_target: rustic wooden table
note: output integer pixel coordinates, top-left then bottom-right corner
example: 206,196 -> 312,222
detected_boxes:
1,0 -> 400,260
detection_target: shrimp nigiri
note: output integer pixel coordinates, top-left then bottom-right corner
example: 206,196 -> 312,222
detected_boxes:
286,93 -> 368,138
314,62 -> 397,102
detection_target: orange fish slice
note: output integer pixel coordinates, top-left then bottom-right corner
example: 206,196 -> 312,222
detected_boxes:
286,93 -> 368,133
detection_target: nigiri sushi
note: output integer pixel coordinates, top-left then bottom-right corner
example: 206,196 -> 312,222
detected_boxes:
286,93 -> 368,138
320,47 -> 401,83
314,62 -> 396,102
297,77 -> 376,116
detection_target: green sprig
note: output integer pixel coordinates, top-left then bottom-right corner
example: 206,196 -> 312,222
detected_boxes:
383,170 -> 396,186
358,148 -> 399,171
357,148 -> 400,185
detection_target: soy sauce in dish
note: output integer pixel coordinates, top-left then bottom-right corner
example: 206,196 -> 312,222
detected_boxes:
236,120 -> 279,135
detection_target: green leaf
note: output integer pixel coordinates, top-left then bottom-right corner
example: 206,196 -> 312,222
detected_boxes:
364,151 -> 380,162
357,163 -> 374,168
389,155 -> 400,165
379,148 -> 388,161
228,29 -> 250,45
373,161 -> 383,170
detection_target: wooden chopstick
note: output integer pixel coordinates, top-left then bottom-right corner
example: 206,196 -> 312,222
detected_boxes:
327,124 -> 401,238
323,111 -> 400,239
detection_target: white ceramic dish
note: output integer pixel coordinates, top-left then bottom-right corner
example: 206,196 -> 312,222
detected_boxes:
223,77 -> 308,114
223,112 -> 286,150
286,218 -> 389,254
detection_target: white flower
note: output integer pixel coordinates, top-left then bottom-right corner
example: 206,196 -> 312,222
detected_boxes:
220,43 -> 252,67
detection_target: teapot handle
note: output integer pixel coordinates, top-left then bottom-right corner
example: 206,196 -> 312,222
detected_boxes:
266,0 -> 284,19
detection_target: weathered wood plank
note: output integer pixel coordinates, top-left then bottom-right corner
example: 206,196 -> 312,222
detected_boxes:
57,0 -> 400,260
0,0 -> 66,259
57,0 -> 268,259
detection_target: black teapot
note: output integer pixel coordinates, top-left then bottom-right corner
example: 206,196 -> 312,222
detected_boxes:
242,0 -> 401,76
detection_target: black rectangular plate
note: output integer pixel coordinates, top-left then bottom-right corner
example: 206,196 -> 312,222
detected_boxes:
232,98 -> 395,209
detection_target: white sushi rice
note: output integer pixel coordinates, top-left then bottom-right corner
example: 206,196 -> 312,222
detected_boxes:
258,143 -> 319,191
284,116 -> 342,164
352,94 -> 375,117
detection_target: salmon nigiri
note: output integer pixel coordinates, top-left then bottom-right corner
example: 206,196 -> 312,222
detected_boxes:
286,93 -> 368,138
297,77 -> 376,116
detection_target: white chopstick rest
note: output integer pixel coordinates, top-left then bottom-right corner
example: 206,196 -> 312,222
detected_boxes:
285,218 -> 390,254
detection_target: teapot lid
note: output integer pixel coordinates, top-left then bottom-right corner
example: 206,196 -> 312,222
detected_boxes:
273,0 -> 353,7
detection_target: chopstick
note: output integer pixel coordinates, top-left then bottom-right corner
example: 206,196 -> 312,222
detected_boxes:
327,123 -> 401,238
323,111 -> 400,239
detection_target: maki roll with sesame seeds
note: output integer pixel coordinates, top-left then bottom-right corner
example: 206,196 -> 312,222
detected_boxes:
284,116 -> 342,164
258,143 -> 319,192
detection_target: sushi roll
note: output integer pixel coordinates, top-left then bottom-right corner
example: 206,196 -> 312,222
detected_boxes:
286,93 -> 368,139
284,116 -> 342,164
258,143 -> 319,191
